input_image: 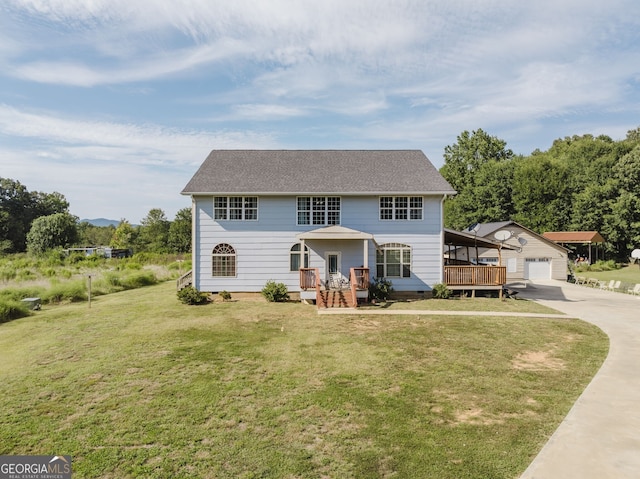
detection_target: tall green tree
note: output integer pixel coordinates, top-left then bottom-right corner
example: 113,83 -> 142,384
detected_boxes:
0,178 -> 70,253
168,207 -> 192,254
26,212 -> 79,254
77,222 -> 116,246
137,208 -> 170,253
603,146 -> 640,259
110,220 -> 137,250
440,129 -> 515,230
512,157 -> 572,233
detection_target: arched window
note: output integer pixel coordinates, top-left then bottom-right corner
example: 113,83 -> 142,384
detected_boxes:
376,243 -> 411,278
290,243 -> 310,271
212,243 -> 236,277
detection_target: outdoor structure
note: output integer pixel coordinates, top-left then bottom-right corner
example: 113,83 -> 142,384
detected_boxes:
443,228 -> 513,297
180,150 -> 456,306
457,221 -> 569,281
542,231 -> 605,264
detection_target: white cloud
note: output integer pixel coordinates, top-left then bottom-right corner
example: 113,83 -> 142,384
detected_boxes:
0,105 -> 279,220
0,104 -> 276,161
2,0 -> 640,217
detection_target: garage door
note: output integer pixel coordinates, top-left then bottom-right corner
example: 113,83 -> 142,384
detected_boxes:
525,258 -> 551,279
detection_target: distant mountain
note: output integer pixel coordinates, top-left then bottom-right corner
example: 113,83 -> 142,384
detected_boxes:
80,218 -> 120,227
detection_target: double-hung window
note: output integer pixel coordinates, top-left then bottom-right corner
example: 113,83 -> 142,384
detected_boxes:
376,243 -> 411,278
214,196 -> 258,221
297,196 -> 340,225
379,196 -> 423,220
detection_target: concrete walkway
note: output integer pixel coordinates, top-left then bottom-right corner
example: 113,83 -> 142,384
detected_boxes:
318,280 -> 640,478
516,280 -> 640,479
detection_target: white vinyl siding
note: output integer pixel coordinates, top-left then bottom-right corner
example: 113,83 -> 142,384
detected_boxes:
192,195 -> 444,292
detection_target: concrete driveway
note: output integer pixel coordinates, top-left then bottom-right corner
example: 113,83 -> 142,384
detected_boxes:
517,280 -> 640,479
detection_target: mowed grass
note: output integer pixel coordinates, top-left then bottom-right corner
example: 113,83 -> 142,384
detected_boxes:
0,282 -> 608,478
575,264 -> 640,285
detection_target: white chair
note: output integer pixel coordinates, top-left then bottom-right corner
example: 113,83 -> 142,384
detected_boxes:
627,283 -> 640,295
600,280 -> 614,290
607,280 -> 621,292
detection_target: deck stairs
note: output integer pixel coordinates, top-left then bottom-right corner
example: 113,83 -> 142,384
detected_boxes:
317,288 -> 356,308
177,270 -> 193,290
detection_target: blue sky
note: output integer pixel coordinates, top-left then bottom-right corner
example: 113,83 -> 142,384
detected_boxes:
1,0 -> 639,223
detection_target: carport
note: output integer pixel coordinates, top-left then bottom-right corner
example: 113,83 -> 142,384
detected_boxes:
542,231 -> 605,263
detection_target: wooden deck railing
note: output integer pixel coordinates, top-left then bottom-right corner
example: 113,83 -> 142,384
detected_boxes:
444,266 -> 506,286
176,270 -> 193,290
299,268 -> 319,290
349,267 -> 370,307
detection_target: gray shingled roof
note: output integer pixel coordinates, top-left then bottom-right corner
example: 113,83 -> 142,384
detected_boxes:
181,150 -> 456,195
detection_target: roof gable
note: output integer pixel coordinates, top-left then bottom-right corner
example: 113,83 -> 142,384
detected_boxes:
468,221 -> 569,252
181,150 -> 455,195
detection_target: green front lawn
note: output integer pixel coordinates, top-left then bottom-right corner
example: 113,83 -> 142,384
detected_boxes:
0,282 -> 608,478
574,264 -> 640,285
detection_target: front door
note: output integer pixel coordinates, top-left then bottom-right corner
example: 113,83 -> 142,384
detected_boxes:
325,251 -> 342,288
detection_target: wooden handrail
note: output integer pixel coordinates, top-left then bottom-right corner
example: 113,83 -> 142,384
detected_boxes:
349,267 -> 370,307
176,270 -> 193,290
443,266 -> 506,286
299,268 -> 318,290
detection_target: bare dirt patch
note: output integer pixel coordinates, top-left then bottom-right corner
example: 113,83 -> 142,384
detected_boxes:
512,350 -> 565,371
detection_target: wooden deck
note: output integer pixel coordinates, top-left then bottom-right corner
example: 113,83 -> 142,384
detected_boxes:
444,265 -> 507,298
300,267 -> 370,308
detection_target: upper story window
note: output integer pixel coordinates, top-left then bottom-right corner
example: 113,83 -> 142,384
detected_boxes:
379,196 -> 423,220
214,196 -> 258,221
297,196 -> 340,225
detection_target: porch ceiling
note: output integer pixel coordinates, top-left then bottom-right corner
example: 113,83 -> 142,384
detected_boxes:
444,228 -> 514,250
296,225 -> 374,240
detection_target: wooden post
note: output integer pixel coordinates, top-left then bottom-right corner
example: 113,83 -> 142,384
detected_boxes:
87,274 -> 92,308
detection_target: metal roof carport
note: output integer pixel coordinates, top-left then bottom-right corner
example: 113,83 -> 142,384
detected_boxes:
542,231 -> 605,263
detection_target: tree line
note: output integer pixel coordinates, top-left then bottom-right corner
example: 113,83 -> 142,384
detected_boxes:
4,125 -> 640,260
0,177 -> 191,255
440,127 -> 640,261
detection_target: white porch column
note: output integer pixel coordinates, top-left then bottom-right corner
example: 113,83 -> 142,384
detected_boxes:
363,239 -> 368,268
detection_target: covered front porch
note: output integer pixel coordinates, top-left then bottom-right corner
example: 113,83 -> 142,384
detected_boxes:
444,228 -> 511,298
297,226 -> 373,308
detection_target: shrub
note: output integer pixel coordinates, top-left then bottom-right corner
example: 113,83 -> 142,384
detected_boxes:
177,286 -> 209,305
168,260 -> 192,271
42,281 -> 87,304
119,271 -> 158,289
0,267 -> 16,283
43,268 -> 57,277
574,259 -> 619,272
432,282 -> 452,299
369,277 -> 393,302
17,269 -> 36,281
261,281 -> 289,302
0,287 -> 46,302
0,300 -> 31,323
219,290 -> 232,301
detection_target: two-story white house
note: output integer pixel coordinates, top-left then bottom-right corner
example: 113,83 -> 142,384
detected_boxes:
180,150 -> 456,305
